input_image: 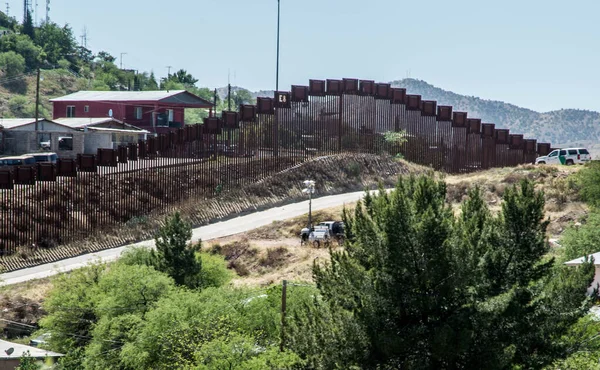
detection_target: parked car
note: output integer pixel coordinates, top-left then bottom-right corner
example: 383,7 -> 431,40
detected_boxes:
27,152 -> 58,164
0,155 -> 37,169
535,148 -> 592,165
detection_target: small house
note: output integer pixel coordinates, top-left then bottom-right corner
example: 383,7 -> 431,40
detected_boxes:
565,251 -> 600,295
0,339 -> 63,370
50,90 -> 214,135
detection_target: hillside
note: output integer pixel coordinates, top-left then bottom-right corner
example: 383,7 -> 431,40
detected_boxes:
232,79 -> 600,148
0,69 -> 85,119
394,79 -> 600,146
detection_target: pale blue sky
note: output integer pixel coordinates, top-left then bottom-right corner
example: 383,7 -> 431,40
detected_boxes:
10,0 -> 600,112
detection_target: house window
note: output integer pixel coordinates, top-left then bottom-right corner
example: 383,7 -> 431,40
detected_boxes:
58,134 -> 73,151
134,107 -> 143,120
84,105 -> 89,113
112,133 -> 117,142
167,109 -> 174,122
66,106 -> 76,118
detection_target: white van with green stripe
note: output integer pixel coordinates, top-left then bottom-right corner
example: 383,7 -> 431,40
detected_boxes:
535,148 -> 592,165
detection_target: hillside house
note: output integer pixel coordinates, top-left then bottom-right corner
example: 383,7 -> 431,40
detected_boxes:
565,252 -> 600,295
0,339 -> 63,370
50,90 -> 214,135
0,117 -> 148,157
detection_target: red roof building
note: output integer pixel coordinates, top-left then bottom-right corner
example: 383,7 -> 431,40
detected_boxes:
50,90 -> 214,135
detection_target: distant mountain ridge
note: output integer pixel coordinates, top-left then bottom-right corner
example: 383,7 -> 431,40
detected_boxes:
217,79 -> 600,146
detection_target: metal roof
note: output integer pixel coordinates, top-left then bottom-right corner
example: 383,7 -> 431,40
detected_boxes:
0,118 -> 71,130
49,90 -> 214,107
53,117 -> 146,131
0,339 -> 63,359
565,252 -> 600,266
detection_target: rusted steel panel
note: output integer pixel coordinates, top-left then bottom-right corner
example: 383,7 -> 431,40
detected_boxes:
406,95 -> 422,111
37,163 -> 57,182
291,85 -> 309,102
309,79 -> 326,96
391,88 -> 406,104
57,158 -> 77,177
97,149 -> 117,167
326,79 -> 342,96
359,80 -> 375,96
240,104 -> 257,122
537,143 -> 551,156
118,145 -> 128,164
437,106 -> 452,122
452,112 -> 467,128
128,143 -> 138,161
375,83 -> 391,100
14,166 -> 36,185
342,78 -> 359,94
222,111 -> 240,129
78,154 -> 98,172
257,97 -> 275,114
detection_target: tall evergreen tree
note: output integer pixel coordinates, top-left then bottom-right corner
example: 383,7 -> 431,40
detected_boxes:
154,212 -> 202,289
313,175 -> 594,369
22,10 -> 34,39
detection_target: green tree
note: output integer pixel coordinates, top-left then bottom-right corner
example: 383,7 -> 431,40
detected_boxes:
0,51 -> 25,77
576,161 -> 600,208
167,68 -> 198,87
40,263 -> 107,354
0,33 -> 42,69
226,88 -> 255,108
313,176 -> 594,369
154,212 -> 202,288
34,23 -> 78,66
21,10 -> 34,39
560,211 -> 600,262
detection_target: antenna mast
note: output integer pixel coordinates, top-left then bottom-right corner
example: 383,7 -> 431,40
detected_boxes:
23,0 -> 29,22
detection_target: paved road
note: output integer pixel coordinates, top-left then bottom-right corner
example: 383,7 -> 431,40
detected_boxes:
0,189 -> 381,286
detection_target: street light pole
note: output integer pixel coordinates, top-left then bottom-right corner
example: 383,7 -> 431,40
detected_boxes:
275,0 -> 280,93
303,180 -> 315,229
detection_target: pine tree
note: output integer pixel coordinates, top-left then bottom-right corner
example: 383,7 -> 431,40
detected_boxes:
313,175 -> 594,369
154,212 -> 201,289
22,10 -> 34,39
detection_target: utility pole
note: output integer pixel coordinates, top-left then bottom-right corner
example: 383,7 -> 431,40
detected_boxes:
34,0 -> 38,26
280,280 -> 287,352
81,26 -> 88,49
275,0 -> 281,93
23,0 -> 29,22
166,65 -> 172,76
5,2 -> 8,17
45,0 -> 49,23
227,83 -> 231,111
34,68 -> 40,131
119,52 -> 127,69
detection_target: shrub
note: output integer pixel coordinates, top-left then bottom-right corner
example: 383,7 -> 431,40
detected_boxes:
575,162 -> 600,208
259,246 -> 289,268
198,252 -> 233,288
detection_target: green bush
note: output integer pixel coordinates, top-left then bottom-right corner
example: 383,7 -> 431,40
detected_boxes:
575,161 -> 600,208
198,252 -> 233,288
560,211 -> 600,262
0,50 -> 25,77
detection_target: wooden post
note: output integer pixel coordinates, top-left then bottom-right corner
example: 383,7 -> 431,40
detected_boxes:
280,279 -> 287,352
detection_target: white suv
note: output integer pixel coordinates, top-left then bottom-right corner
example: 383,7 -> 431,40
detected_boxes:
535,148 -> 592,165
